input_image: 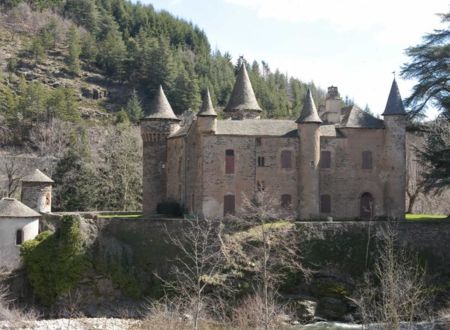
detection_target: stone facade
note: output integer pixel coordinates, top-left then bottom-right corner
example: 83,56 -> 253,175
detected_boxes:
142,67 -> 407,220
20,169 -> 54,213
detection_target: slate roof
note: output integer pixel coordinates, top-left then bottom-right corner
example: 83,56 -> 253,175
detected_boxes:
198,89 -> 217,117
340,106 -> 384,129
224,64 -> 262,113
296,89 -> 322,123
382,79 -> 406,116
22,169 -> 54,183
143,86 -> 180,121
169,120 -> 342,138
0,198 -> 41,218
216,120 -> 297,136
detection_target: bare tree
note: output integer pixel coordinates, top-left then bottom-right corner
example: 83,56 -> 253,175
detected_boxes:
0,149 -> 30,198
160,217 -> 228,330
352,224 -> 429,329
223,190 -> 309,330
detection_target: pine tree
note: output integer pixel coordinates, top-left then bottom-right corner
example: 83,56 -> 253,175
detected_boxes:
124,89 -> 143,122
66,25 -> 81,75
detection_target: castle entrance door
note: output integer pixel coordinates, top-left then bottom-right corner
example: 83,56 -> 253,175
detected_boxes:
360,193 -> 374,220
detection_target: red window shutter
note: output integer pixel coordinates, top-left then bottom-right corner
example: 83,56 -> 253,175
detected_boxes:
362,151 -> 373,169
320,194 -> 331,213
281,150 -> 292,169
225,150 -> 235,174
320,151 -> 331,169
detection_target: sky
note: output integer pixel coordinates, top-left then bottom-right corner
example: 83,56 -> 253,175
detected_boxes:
135,0 -> 449,117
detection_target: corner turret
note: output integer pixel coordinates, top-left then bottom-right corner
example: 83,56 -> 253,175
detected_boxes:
197,89 -> 217,134
297,89 -> 321,219
223,63 -> 262,120
141,86 -> 181,216
382,78 -> 406,219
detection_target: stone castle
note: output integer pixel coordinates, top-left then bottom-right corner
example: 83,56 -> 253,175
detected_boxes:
141,64 -> 406,220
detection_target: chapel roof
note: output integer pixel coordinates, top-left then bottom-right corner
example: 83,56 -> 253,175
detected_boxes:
382,78 -> 406,116
22,169 -> 54,183
198,89 -> 217,117
0,198 -> 41,218
296,89 -> 322,124
340,106 -> 384,129
143,85 -> 180,121
224,64 -> 262,113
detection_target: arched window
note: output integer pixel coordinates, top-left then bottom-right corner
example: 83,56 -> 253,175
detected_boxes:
320,194 -> 331,213
224,195 -> 235,216
16,229 -> 24,245
362,151 -> 373,169
281,150 -> 292,169
360,192 -> 374,220
225,149 -> 235,174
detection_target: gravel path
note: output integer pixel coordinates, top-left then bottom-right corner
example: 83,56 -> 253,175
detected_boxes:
0,318 -> 140,330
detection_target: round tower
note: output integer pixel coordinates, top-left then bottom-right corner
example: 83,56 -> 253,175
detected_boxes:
21,169 -> 54,213
296,89 -> 322,220
141,86 -> 181,216
382,78 -> 406,220
0,197 -> 40,269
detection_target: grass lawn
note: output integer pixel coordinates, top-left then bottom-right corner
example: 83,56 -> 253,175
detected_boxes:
405,213 -> 448,221
97,213 -> 143,219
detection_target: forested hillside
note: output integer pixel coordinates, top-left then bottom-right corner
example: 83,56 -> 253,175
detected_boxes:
0,0 -> 327,211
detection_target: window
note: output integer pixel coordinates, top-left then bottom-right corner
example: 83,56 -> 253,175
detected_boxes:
281,194 -> 292,208
320,194 -> 331,213
257,180 -> 265,192
256,137 -> 262,146
362,151 -> 373,169
16,229 -> 23,245
360,192 -> 374,220
225,149 -> 235,174
281,150 -> 292,169
320,151 -> 331,169
224,195 -> 235,216
257,156 -> 265,167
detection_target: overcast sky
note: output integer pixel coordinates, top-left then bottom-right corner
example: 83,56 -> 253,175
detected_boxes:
136,0 -> 449,117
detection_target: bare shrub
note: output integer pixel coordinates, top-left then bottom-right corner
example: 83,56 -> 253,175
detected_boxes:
159,217 -> 229,330
231,293 -> 291,330
352,224 -> 429,329
0,283 -> 38,322
223,190 -> 310,330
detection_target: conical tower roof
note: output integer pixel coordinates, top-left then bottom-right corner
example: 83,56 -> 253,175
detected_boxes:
0,198 -> 41,218
144,86 -> 180,121
198,89 -> 217,117
382,79 -> 406,116
22,169 -> 54,184
224,64 -> 262,113
296,89 -> 322,123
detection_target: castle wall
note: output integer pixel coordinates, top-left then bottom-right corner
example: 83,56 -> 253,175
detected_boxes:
201,135 -> 298,218
319,128 -> 387,219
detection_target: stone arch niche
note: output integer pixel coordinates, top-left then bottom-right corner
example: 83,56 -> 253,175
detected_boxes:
360,192 -> 374,220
